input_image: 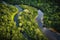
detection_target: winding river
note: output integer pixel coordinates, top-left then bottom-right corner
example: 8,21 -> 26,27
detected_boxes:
3,1 -> 60,40
14,5 -> 23,26
14,5 -> 32,40
14,5 -> 44,40
14,5 -> 60,40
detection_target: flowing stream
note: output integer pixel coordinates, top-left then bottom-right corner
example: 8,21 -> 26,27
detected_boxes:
14,5 -> 23,26
3,1 -> 60,40
14,5 -> 44,40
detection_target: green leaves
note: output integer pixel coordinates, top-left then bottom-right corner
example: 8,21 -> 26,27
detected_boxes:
0,3 -> 48,40
17,5 -> 48,40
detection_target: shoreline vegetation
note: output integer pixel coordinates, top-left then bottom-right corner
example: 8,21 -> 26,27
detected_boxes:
11,6 -> 18,21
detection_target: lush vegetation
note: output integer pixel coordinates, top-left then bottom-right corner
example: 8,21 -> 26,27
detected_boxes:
0,3 -> 26,40
0,0 -> 60,40
4,0 -> 60,13
3,0 -> 60,28
17,5 -> 48,40
0,3 -> 17,40
0,2 -> 48,40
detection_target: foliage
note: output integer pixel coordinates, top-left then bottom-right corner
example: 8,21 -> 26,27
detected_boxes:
0,3 -> 48,40
3,0 -> 60,29
17,5 -> 48,40
0,0 -> 60,40
0,3 -> 27,40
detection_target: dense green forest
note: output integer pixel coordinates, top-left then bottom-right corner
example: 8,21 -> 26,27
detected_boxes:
0,2 -> 47,40
0,0 -> 60,40
3,0 -> 60,28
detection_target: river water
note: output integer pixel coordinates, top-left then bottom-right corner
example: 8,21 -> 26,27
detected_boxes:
3,1 -> 60,40
14,5 -> 23,26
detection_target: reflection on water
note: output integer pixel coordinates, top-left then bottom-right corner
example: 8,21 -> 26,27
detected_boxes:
36,10 -> 60,40
36,9 -> 44,29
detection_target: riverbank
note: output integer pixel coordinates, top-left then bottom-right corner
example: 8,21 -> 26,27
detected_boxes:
11,6 -> 19,21
14,5 -> 23,26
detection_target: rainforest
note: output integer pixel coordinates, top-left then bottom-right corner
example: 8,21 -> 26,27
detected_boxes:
0,0 -> 60,40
